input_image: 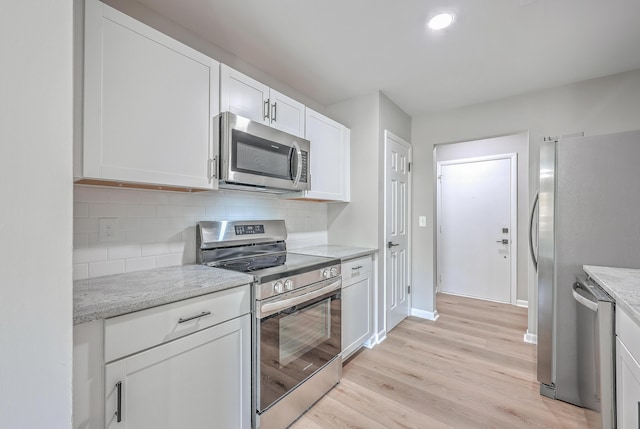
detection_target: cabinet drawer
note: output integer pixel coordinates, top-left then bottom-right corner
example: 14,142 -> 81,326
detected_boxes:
105,285 -> 250,362
617,307 -> 640,363
342,256 -> 372,283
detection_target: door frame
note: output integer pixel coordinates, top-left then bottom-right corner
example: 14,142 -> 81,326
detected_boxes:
383,130 -> 412,336
436,153 -> 518,305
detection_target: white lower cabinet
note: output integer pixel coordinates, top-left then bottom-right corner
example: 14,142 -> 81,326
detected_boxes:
341,256 -> 374,358
73,285 -> 251,429
617,337 -> 640,429
616,307 -> 640,429
105,315 -> 250,429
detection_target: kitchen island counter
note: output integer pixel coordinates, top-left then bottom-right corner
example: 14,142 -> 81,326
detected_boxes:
293,245 -> 377,262
584,265 -> 640,326
73,265 -> 253,324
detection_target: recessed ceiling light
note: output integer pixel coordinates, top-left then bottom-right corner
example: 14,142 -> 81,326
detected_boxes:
428,13 -> 454,30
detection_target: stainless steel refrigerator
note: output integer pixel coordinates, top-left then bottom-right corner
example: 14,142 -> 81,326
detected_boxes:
533,129 -> 640,419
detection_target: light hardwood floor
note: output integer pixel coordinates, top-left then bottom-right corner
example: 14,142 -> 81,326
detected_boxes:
291,293 -> 590,429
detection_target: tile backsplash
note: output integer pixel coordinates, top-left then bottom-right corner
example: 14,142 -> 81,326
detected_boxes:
73,185 -> 328,280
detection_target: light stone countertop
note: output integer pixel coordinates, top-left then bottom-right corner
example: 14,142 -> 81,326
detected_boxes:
292,245 -> 378,262
73,265 -> 253,325
583,265 -> 640,326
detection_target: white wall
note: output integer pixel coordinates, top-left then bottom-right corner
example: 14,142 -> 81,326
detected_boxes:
411,68 -> 640,336
435,132 -> 529,302
326,91 -> 411,339
0,2 -> 73,427
74,186 -> 328,279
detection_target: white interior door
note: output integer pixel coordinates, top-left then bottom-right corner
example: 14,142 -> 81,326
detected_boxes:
385,131 -> 411,332
437,155 -> 516,303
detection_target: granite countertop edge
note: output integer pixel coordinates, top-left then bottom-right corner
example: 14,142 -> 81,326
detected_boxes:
73,265 -> 254,325
583,265 -> 640,326
292,245 -> 378,262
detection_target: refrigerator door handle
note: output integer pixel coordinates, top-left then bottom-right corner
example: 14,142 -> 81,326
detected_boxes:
572,282 -> 598,312
529,192 -> 539,271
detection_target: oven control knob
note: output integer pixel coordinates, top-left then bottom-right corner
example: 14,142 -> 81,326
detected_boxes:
273,281 -> 284,294
322,268 -> 330,278
330,267 -> 338,277
284,279 -> 294,291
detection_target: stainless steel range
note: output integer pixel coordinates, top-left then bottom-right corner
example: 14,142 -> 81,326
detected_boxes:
196,220 -> 342,429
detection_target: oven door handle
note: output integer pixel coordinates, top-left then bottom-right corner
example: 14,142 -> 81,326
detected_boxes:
259,279 -> 341,318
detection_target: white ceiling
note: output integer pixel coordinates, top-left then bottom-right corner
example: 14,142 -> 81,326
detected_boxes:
134,0 -> 640,116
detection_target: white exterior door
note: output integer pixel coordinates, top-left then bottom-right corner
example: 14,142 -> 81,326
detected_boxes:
437,155 -> 516,303
384,131 -> 411,332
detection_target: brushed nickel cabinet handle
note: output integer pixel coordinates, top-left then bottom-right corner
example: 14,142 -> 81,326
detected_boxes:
178,311 -> 211,324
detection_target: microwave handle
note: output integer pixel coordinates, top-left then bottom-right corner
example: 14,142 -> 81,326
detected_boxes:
291,140 -> 303,187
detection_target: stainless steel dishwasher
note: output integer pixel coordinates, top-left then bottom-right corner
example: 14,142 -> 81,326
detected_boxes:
573,276 -> 615,429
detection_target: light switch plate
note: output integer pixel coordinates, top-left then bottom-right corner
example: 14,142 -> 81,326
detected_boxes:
419,216 -> 427,227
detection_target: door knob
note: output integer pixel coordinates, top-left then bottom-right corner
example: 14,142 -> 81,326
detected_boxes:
388,241 -> 399,249
496,239 -> 509,244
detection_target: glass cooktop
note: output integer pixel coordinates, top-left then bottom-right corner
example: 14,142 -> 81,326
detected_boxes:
210,252 -> 338,284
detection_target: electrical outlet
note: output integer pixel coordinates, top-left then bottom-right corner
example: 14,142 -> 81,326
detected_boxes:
99,218 -> 118,242
419,216 -> 427,227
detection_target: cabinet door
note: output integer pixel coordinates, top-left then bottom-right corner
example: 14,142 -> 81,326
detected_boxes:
617,337 -> 640,429
305,108 -> 351,201
269,89 -> 305,137
83,0 -> 219,189
342,273 -> 372,358
220,64 -> 270,125
104,315 -> 251,429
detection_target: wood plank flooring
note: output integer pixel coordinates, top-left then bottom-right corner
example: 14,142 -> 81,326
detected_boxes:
291,293 -> 590,429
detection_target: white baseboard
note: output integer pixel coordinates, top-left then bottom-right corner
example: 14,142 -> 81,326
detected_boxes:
375,330 -> 387,345
411,308 -> 440,321
516,300 -> 528,308
524,330 -> 538,344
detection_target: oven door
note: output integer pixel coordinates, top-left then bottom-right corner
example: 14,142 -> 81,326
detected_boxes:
256,278 -> 341,413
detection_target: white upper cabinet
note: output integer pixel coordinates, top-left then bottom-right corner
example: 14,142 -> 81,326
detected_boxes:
220,64 -> 305,138
303,108 -> 351,202
80,0 -> 220,190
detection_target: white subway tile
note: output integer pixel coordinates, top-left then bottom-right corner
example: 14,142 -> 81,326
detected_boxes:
118,218 -> 142,231
170,241 -> 187,253
74,218 -> 99,233
156,253 -> 184,268
125,256 -> 156,273
73,264 -> 89,281
74,233 -> 89,248
74,203 -> 89,218
141,217 -> 171,231
106,189 -> 143,204
157,205 -> 182,217
156,229 -> 182,242
74,185 -> 108,203
126,204 -> 157,218
182,206 -> 206,217
141,242 -> 171,256
182,246 -> 196,264
205,205 -> 226,217
169,193 -> 196,206
182,226 -> 196,242
89,203 -> 127,218
108,244 -> 141,260
73,247 -> 107,264
89,260 -> 125,277
141,190 -> 172,205
125,230 -> 156,244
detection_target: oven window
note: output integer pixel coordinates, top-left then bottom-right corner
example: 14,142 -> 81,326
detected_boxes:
259,291 -> 341,412
279,298 -> 331,367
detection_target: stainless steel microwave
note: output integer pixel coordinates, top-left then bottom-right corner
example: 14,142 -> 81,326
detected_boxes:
215,112 -> 310,192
